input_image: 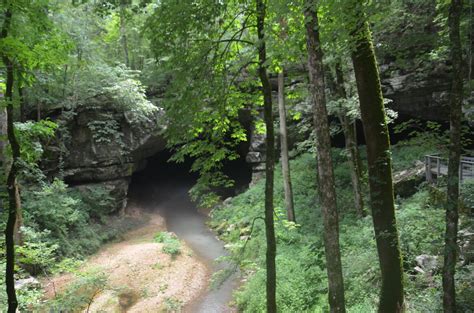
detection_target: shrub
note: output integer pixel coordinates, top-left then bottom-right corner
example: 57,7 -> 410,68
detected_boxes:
20,179 -> 135,262
154,232 -> 181,257
461,179 -> 474,212
41,269 -> 108,312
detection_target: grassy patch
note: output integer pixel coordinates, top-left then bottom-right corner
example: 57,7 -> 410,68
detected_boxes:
154,232 -> 182,257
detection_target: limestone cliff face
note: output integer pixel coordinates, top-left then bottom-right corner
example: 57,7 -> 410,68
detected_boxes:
60,97 -> 166,212
380,63 -> 452,121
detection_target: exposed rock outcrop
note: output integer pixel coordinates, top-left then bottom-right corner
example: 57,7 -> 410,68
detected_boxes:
380,63 -> 451,121
60,97 -> 166,212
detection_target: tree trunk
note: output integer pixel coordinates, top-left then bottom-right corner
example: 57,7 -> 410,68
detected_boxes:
37,101 -> 41,121
278,70 -> 296,222
120,2 -> 130,68
19,86 -> 26,122
334,64 -> 365,217
350,16 -> 404,313
0,107 -> 7,171
2,7 -> 19,312
256,0 -> 277,311
13,185 -> 23,246
304,2 -> 346,312
443,0 -> 463,311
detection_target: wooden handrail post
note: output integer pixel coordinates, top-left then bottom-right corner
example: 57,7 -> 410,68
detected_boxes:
426,156 -> 433,183
437,157 -> 441,179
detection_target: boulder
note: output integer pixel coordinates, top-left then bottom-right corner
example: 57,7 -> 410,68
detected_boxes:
15,277 -> 41,290
415,254 -> 439,274
245,151 -> 264,164
393,160 -> 426,198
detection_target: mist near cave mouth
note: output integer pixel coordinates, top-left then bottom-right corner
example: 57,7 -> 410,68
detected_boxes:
127,150 -> 243,312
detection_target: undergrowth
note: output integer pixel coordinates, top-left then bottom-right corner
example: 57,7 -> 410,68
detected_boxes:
154,231 -> 182,257
0,179 -> 143,309
209,143 -> 473,312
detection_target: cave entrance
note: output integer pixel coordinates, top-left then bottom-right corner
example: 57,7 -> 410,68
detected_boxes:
127,149 -> 244,311
128,149 -> 252,212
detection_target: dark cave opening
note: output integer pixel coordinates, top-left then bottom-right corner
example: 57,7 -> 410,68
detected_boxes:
129,148 -> 253,205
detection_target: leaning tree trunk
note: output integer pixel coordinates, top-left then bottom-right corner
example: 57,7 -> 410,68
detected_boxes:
278,69 -> 296,222
334,63 -> 365,217
2,5 -> 19,312
304,2 -> 346,312
256,0 -> 277,311
443,0 -> 463,312
350,15 -> 404,313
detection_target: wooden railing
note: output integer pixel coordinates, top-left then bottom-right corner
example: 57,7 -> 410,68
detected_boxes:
424,154 -> 474,183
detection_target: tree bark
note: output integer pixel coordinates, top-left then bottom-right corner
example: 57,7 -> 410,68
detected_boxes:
0,107 -> 7,171
2,4 -> 19,311
19,86 -> 26,122
350,14 -> 404,313
334,64 -> 365,217
37,101 -> 41,121
304,2 -> 346,312
278,70 -> 296,222
443,0 -> 463,312
13,185 -> 23,246
256,0 -> 277,311
256,0 -> 277,313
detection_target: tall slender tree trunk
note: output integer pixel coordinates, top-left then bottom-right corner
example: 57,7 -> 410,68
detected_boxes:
2,6 -> 19,311
350,12 -> 404,313
278,70 -> 296,222
443,0 -> 463,311
304,2 -> 346,312
19,86 -> 26,122
37,102 -> 41,121
334,64 -> 365,217
256,0 -> 277,311
119,1 -> 130,68
0,107 -> 7,170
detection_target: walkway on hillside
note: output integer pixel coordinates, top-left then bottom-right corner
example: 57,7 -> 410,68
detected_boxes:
424,154 -> 474,183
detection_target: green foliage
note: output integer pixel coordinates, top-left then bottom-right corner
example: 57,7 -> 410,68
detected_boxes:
87,117 -> 123,145
23,180 -> 85,250
154,232 -> 181,257
15,119 -> 58,164
145,0 -> 258,200
41,269 -> 108,312
16,228 -> 59,275
163,296 -> 183,311
391,121 -> 446,172
397,190 -> 445,266
0,259 -> 44,311
21,179 -> 123,259
210,143 -> 464,311
460,179 -> 474,211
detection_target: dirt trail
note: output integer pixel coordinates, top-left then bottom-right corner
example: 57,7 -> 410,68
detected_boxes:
44,210 -> 209,312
